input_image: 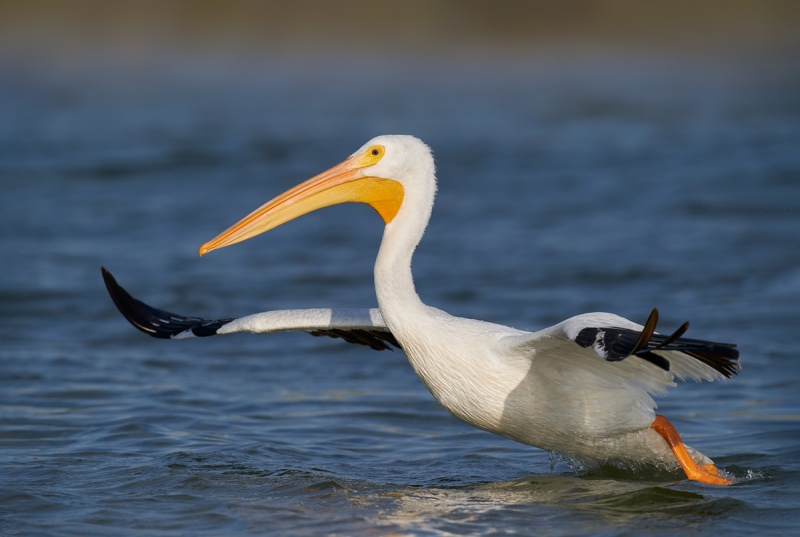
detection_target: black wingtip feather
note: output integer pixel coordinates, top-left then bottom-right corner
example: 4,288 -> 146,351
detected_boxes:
309,329 -> 401,351
637,351 -> 672,371
101,266 -> 232,339
630,308 -> 659,355
575,309 -> 740,378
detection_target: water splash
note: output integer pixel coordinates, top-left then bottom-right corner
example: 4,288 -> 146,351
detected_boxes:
548,451 -> 590,474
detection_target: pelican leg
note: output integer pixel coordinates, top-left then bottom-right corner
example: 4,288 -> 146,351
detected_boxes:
650,415 -> 731,485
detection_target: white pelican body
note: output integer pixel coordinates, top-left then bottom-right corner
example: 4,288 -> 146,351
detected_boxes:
104,135 -> 739,484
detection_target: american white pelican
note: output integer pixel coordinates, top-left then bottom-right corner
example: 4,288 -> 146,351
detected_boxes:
103,135 -> 740,485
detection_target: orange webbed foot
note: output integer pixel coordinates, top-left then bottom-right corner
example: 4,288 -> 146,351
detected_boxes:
702,464 -> 720,476
651,415 -> 732,486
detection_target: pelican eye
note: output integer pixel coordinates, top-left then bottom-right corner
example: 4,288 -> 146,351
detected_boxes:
361,145 -> 385,165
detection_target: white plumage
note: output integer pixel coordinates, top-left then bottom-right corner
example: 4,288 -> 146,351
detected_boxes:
103,135 -> 739,485
179,308 -> 386,339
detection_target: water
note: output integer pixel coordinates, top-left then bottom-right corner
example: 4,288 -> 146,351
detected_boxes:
2,51 -> 800,536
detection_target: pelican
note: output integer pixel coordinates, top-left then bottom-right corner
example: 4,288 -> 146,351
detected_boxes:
103,135 -> 740,485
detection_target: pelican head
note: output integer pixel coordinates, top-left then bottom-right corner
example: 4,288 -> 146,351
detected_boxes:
199,135 -> 435,255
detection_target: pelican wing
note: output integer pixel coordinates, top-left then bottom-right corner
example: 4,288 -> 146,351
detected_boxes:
505,308 -> 739,391
570,308 -> 740,379
101,267 -> 400,351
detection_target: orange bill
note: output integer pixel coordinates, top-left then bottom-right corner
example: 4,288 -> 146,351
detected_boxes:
199,145 -> 404,255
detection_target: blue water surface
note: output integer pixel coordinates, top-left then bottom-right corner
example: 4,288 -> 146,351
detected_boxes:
1,53 -> 800,536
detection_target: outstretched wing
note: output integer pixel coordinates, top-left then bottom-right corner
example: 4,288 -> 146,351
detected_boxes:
572,308 -> 740,379
504,308 -> 739,393
498,309 -> 740,440
101,267 -> 401,351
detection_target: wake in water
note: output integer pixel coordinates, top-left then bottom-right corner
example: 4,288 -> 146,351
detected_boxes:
546,450 -> 760,484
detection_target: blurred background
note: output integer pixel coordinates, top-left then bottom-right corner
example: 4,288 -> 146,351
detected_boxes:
2,1 -> 799,535
3,0 -> 800,59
